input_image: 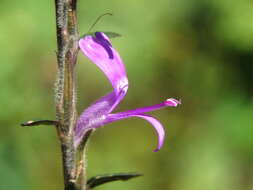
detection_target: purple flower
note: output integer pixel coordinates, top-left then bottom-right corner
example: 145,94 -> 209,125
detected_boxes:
75,32 -> 180,152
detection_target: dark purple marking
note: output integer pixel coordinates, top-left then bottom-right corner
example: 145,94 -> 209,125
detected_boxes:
93,32 -> 114,59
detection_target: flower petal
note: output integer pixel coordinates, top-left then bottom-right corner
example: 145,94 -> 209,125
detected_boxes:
136,115 -> 165,152
79,32 -> 128,95
105,113 -> 165,152
74,89 -> 127,147
102,99 -> 180,151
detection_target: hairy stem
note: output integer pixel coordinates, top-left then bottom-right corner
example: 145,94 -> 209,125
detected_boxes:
54,0 -> 80,189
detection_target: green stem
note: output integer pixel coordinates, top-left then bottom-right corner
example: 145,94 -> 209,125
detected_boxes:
54,0 -> 80,189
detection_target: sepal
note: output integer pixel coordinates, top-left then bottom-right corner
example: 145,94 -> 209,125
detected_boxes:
81,31 -> 121,39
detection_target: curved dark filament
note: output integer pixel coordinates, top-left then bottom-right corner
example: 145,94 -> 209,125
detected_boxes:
87,13 -> 113,33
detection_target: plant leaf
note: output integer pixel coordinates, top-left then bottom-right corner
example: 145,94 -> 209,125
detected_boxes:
87,173 -> 142,189
21,120 -> 58,127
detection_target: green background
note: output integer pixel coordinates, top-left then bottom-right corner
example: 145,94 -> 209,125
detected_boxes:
1,0 -> 253,189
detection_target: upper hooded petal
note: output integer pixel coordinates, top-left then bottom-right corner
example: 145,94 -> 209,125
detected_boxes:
79,32 -> 128,96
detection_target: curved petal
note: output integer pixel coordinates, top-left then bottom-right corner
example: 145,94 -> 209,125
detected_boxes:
105,113 -> 165,152
79,32 -> 128,95
135,114 -> 165,152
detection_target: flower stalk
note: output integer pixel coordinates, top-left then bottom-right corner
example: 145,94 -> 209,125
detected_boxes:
54,0 -> 80,189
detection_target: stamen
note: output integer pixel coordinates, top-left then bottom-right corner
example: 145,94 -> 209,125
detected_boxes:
87,13 -> 113,33
165,98 -> 181,107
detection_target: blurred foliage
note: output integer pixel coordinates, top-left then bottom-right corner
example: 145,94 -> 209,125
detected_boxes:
0,0 -> 253,190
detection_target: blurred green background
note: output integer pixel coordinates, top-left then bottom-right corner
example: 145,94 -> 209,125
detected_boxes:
1,0 -> 253,189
